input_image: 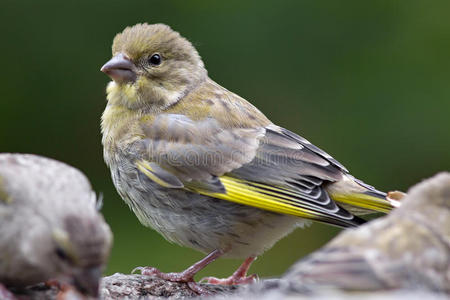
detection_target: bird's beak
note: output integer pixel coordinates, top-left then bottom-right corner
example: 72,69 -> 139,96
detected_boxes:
101,53 -> 136,84
72,266 -> 102,297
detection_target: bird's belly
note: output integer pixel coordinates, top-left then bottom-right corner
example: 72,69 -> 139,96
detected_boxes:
112,165 -> 306,258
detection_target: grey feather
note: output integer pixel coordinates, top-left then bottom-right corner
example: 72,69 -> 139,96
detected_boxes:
136,114 -> 264,185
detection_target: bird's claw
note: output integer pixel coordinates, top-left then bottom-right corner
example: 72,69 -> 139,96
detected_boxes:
131,266 -> 143,274
131,266 -> 161,276
131,266 -> 212,295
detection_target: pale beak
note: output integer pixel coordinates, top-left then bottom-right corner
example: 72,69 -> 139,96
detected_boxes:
101,53 -> 136,83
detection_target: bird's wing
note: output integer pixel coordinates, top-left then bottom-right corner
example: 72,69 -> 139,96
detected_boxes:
223,124 -> 365,227
134,113 -> 264,191
132,114 -> 364,227
285,247 -> 389,290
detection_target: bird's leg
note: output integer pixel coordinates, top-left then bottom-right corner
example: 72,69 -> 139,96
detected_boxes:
201,256 -> 258,285
0,283 -> 16,300
133,249 -> 224,295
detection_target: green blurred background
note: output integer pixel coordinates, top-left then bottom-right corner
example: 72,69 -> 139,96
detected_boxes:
1,0 -> 449,279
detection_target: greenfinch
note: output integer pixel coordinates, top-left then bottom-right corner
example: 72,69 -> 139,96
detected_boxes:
0,153 -> 112,297
100,23 -> 398,293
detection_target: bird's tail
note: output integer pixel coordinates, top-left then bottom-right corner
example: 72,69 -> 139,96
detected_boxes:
327,175 -> 401,215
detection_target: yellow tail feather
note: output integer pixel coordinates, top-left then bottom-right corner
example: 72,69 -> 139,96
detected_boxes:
330,193 -> 393,214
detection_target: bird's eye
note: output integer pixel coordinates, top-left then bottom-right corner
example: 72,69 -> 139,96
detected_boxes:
55,247 -> 69,261
149,53 -> 162,66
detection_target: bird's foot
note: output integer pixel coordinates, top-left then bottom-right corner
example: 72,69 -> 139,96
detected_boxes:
133,266 -> 211,295
200,256 -> 258,285
0,284 -> 16,300
132,249 -> 225,295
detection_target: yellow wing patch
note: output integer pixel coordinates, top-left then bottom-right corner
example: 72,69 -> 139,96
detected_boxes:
136,160 -> 183,188
136,164 -> 363,226
197,176 -> 327,220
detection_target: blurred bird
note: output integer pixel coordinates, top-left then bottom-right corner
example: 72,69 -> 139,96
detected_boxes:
0,154 -> 112,298
284,172 -> 450,293
100,23 -> 398,293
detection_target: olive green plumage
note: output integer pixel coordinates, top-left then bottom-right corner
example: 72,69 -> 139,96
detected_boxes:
101,23 -> 396,260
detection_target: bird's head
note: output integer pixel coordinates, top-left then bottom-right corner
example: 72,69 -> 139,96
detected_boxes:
101,23 -> 207,110
55,214 -> 112,297
21,212 -> 112,297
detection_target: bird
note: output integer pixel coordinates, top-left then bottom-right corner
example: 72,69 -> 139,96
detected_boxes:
0,153 -> 112,298
100,23 -> 398,294
284,172 -> 450,293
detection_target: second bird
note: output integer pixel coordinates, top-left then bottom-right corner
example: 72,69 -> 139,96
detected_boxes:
100,23 -> 397,293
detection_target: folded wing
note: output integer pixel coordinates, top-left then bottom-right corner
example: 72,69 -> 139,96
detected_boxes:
131,114 -> 365,227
